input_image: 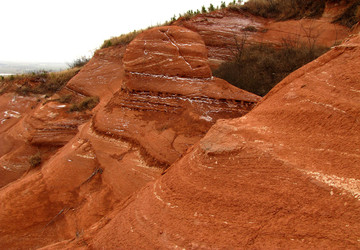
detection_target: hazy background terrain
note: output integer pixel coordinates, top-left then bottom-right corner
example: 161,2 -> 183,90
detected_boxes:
0,61 -> 67,75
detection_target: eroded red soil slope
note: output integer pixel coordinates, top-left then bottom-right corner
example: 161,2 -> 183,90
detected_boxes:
0,45 -> 126,189
0,26 -> 259,249
87,34 -> 360,249
174,4 -> 351,68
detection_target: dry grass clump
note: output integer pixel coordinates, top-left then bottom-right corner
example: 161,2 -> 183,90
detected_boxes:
213,40 -> 329,96
29,153 -> 42,168
15,68 -> 80,96
69,96 -> 99,112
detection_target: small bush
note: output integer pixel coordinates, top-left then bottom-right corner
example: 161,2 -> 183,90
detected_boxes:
58,94 -> 74,103
68,56 -> 90,68
29,153 -> 41,168
15,68 -> 79,96
208,4 -> 215,12
333,1 -> 360,28
69,96 -> 99,112
202,5 -> 207,13
242,25 -> 258,32
213,40 -> 329,96
101,30 -> 143,49
239,0 -> 326,20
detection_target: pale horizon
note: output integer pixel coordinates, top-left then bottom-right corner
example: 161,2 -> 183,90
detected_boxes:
0,0 -> 236,64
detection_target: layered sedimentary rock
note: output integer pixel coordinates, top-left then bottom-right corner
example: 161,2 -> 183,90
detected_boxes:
0,45 -> 126,189
0,26 -> 259,249
94,26 -> 260,166
88,34 -> 360,249
174,6 -> 350,67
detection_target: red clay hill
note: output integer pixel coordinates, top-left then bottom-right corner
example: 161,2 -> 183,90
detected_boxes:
0,3 -> 358,249
87,32 -> 360,250
0,26 -> 259,249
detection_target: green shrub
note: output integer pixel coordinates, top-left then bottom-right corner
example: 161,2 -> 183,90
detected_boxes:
202,5 -> 207,13
68,56 -> 90,68
208,4 -> 215,12
29,153 -> 42,168
69,96 -> 99,112
101,30 -> 143,49
213,40 -> 329,96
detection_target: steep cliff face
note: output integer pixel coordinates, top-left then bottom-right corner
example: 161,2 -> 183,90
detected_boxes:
0,26 -> 259,249
87,33 -> 360,249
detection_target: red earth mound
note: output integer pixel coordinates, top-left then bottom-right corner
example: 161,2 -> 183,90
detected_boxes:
86,33 -> 360,249
0,46 -> 125,189
174,6 -> 351,68
0,26 -> 259,249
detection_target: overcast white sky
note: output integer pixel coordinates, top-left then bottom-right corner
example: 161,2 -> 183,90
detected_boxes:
0,0 -> 236,63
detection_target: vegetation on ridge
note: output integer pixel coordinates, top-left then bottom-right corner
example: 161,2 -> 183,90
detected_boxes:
69,96 -> 100,112
99,0 -> 359,51
214,36 -> 329,96
235,0 -> 360,27
100,1 -> 240,49
0,55 -> 91,96
236,0 -> 326,20
333,0 -> 360,27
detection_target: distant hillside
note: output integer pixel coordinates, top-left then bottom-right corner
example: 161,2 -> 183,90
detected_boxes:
0,61 -> 67,75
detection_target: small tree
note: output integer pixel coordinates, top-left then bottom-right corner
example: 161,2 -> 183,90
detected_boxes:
208,4 -> 215,12
201,5 -> 207,13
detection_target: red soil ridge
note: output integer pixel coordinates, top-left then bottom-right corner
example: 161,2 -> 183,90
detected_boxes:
0,26 -> 259,249
0,6 -> 358,249
174,5 -> 350,68
87,33 -> 360,249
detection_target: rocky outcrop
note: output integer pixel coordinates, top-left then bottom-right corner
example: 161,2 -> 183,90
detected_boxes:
0,4 -> 357,248
94,26 -> 260,167
0,45 -> 127,189
88,34 -> 360,249
174,9 -> 350,67
0,26 -> 259,248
